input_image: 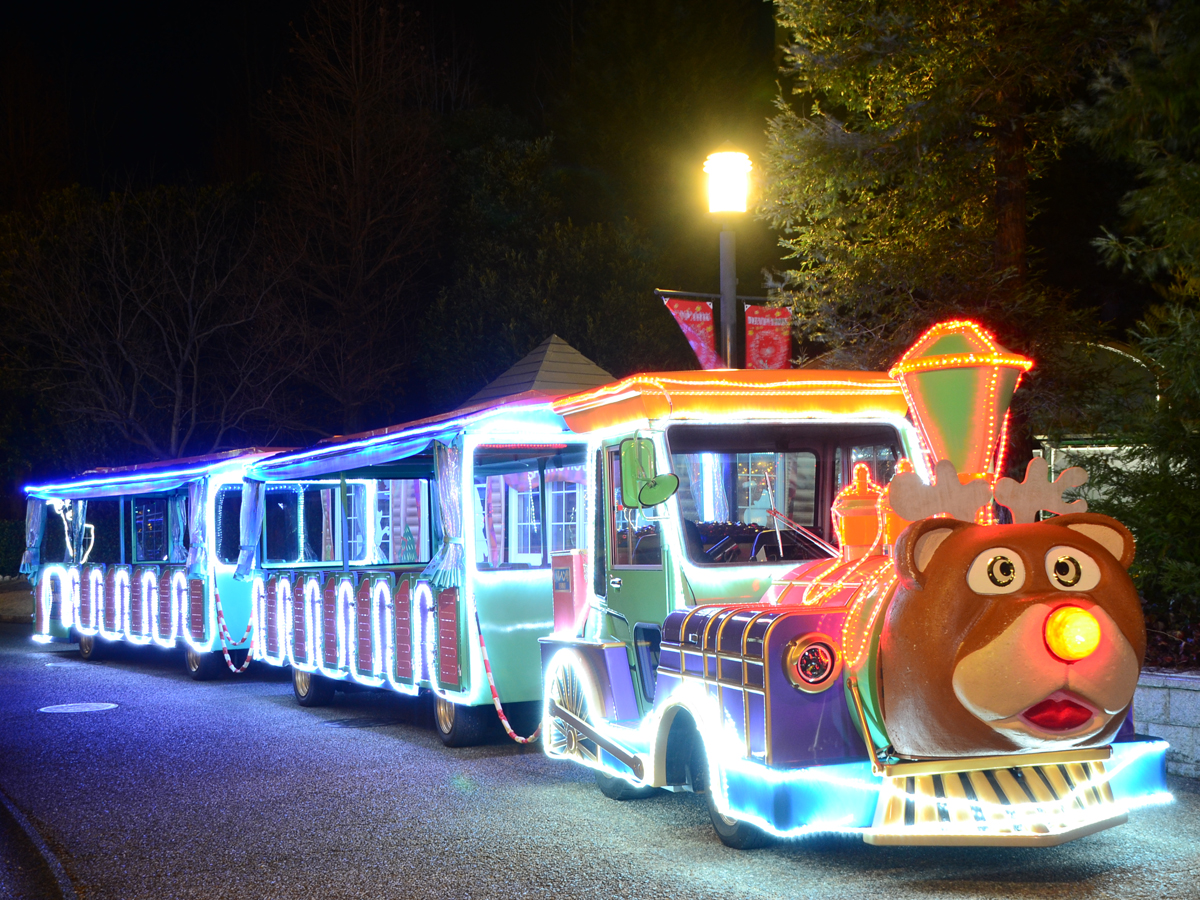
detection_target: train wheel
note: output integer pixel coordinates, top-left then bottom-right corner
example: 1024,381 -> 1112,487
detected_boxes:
434,696 -> 487,747
544,654 -> 600,766
292,669 -> 335,707
595,770 -> 657,801
78,633 -> 105,661
185,646 -> 222,681
690,740 -> 770,850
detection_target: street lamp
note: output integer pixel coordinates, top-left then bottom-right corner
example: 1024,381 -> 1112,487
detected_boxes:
704,148 -> 752,367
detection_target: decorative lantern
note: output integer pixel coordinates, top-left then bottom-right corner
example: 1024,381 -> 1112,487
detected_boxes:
832,463 -> 884,561
889,320 -> 1033,480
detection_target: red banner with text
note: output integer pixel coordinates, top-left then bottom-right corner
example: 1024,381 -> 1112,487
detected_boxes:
663,298 -> 723,370
745,305 -> 791,369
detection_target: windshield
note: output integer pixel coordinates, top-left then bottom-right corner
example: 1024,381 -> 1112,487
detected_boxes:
667,422 -> 904,565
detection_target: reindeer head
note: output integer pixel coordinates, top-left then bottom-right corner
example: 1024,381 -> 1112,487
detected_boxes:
876,458 -> 1145,758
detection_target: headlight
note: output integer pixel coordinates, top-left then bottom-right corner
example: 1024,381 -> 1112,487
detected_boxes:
784,634 -> 841,693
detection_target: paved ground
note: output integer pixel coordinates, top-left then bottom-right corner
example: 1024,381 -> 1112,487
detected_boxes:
0,802 -> 59,900
0,582 -> 33,623
0,623 -> 1197,900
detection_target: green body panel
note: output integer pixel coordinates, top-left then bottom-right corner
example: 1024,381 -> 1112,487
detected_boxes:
604,564 -> 671,638
472,570 -> 555,704
598,435 -> 676,713
681,564 -> 784,606
213,569 -> 254,648
43,571 -> 71,639
845,584 -> 895,753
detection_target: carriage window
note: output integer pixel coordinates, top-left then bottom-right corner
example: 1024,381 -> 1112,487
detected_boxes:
370,479 -> 432,564
609,448 -> 661,567
473,445 -> 587,570
345,483 -> 367,562
847,443 -> 900,486
260,483 -> 339,564
302,486 -> 337,562
213,487 -> 242,565
264,485 -> 300,563
133,496 -> 169,562
668,423 -> 901,566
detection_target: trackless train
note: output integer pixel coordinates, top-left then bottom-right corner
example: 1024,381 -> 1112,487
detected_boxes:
23,323 -> 1170,847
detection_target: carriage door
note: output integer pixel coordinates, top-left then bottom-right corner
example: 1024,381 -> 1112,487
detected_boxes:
603,442 -> 669,708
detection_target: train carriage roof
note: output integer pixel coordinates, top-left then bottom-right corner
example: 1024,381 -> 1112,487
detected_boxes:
24,448 -> 284,500
246,393 -> 572,482
551,370 -> 908,434
246,337 -> 615,482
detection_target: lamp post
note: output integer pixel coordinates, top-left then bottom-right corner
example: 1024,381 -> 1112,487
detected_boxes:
704,148 -> 752,368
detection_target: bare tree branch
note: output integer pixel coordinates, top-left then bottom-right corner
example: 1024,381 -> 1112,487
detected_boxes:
265,0 -> 444,434
0,184 -> 300,460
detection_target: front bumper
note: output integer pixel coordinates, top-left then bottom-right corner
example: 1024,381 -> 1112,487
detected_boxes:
719,739 -> 1170,845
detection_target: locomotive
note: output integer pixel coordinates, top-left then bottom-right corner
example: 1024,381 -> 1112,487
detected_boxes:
538,321 -> 1168,846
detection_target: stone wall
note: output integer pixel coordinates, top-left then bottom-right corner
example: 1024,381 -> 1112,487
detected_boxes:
1135,670 -> 1200,778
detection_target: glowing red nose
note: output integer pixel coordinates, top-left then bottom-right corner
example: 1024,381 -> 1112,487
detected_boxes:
1044,605 -> 1101,662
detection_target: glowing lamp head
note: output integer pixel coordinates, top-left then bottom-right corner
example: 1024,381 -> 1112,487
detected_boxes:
1044,605 -> 1101,662
704,150 -> 752,213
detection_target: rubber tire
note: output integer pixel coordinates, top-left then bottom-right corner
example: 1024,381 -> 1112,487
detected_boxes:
77,632 -> 106,661
595,770 -> 658,801
434,696 -> 488,747
292,668 -> 336,707
691,740 -> 770,849
185,646 -> 224,681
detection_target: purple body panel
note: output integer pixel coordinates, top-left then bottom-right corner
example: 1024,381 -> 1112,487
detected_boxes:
659,605 -> 868,769
539,638 -> 642,722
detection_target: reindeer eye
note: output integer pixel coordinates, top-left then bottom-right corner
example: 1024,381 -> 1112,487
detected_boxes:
1045,546 -> 1100,591
967,548 -> 1026,595
989,557 -> 1017,586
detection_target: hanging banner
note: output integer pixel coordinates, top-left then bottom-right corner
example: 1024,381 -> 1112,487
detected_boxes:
745,304 -> 792,369
663,298 -> 723,370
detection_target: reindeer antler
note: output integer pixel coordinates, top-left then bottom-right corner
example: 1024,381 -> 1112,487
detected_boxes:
887,459 -> 993,522
994,457 -> 1087,524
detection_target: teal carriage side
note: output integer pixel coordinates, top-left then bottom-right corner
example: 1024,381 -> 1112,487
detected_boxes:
23,449 -> 280,679
241,390 -> 596,745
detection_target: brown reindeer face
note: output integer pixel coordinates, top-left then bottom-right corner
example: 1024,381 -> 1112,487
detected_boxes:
879,513 -> 1145,758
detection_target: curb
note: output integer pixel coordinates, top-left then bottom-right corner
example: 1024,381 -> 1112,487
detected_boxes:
0,788 -> 78,900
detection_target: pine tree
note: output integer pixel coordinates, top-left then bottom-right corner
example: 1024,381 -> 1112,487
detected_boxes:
1083,305 -> 1200,657
1073,0 -> 1200,299
761,1 -> 1141,374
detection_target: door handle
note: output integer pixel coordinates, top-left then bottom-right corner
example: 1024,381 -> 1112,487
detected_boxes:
609,577 -> 623,590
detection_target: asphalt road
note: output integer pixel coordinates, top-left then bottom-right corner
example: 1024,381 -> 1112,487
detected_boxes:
0,624 -> 1197,900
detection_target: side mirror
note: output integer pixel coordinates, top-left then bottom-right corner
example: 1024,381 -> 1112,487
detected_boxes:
619,437 -> 679,509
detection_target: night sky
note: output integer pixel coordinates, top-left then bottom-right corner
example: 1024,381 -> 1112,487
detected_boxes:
1,1 -> 1150,309
2,1 -> 787,287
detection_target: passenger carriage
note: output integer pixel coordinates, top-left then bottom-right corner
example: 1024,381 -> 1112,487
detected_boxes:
23,449 -> 279,679
238,338 -> 609,745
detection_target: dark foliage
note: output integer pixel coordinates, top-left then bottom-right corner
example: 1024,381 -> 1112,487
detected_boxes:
422,135 -> 693,410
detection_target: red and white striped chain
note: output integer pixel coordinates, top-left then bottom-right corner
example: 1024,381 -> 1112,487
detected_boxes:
212,587 -> 254,674
473,608 -> 540,744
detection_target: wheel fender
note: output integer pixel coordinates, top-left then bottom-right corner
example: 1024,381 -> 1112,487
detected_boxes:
541,649 -> 604,732
646,702 -> 704,788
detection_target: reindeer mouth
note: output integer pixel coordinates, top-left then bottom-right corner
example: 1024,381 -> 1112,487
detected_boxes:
1021,691 -> 1096,732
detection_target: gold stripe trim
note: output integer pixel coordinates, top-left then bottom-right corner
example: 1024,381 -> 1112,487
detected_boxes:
884,746 -> 1111,778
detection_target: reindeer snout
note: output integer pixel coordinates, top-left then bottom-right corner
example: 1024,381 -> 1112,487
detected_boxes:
1044,605 -> 1101,662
